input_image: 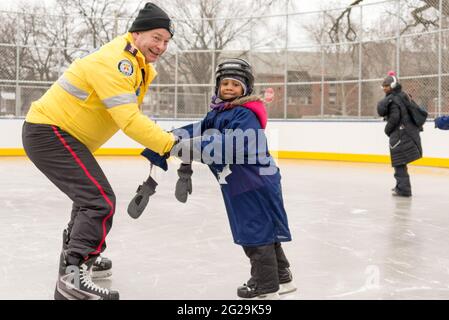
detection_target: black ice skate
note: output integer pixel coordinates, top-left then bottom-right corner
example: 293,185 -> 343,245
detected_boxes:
278,268 -> 297,295
54,252 -> 119,300
63,229 -> 112,279
237,282 -> 280,300
391,188 -> 412,197
239,268 -> 297,299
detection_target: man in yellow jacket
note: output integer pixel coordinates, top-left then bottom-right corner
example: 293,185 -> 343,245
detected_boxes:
22,2 -> 175,300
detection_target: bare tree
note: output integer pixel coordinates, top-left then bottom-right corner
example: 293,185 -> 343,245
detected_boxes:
0,3 -> 61,82
300,2 -> 361,116
19,6 -> 61,81
145,0 -> 285,116
398,0 -> 440,34
0,11 -> 19,82
302,0 -> 444,117
0,0 -> 144,82
55,0 -> 145,65
328,0 -> 363,43
153,0 -> 284,85
329,0 -> 445,42
56,0 -> 142,48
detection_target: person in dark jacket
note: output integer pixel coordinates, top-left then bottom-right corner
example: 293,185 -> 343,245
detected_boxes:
141,58 -> 296,299
377,71 -> 423,197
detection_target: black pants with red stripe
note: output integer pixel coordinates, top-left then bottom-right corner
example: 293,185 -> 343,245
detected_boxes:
22,122 -> 115,265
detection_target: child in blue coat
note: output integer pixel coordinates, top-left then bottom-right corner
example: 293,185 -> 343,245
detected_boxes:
143,58 -> 295,299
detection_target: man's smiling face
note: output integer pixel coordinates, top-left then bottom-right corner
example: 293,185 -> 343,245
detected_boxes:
132,29 -> 171,63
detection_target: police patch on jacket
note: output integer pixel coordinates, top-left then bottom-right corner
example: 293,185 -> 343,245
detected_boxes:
118,59 -> 134,76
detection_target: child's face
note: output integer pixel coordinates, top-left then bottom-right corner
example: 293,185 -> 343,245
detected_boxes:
219,79 -> 244,100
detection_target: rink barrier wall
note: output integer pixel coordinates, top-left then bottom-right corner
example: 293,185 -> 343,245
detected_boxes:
3,148 -> 449,168
2,118 -> 449,168
272,151 -> 449,168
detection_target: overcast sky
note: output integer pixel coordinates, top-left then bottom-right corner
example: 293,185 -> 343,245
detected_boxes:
0,0 -> 384,14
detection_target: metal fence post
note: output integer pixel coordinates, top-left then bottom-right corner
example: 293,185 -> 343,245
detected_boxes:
2,0 -> 447,121
438,0 -> 443,116
211,15 -> 217,116
320,11 -> 325,118
284,0 -> 289,119
174,51 -> 178,119
249,16 -> 253,69
58,15 -> 65,78
358,4 -> 363,118
211,15 -> 216,85
396,0 -> 401,76
15,12 -> 21,117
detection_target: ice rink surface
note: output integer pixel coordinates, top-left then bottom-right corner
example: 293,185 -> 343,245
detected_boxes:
1,156 -> 449,300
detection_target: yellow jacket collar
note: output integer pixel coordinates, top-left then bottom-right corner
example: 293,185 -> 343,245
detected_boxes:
125,32 -> 146,67
124,33 -> 157,85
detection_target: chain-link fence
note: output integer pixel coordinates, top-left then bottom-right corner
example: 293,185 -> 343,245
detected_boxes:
1,0 -> 448,119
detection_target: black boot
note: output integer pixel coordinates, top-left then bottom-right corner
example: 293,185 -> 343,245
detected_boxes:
393,165 -> 412,197
237,245 -> 280,300
392,188 -> 412,197
54,252 -> 119,300
63,229 -> 112,279
237,282 -> 280,300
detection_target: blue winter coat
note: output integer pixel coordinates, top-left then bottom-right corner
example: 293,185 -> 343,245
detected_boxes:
173,98 -> 292,247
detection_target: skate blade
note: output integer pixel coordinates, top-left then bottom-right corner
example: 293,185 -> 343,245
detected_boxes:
279,281 -> 297,295
238,292 -> 280,300
91,269 -> 113,279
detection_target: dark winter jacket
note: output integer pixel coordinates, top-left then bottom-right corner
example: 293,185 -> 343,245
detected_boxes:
173,96 -> 292,246
377,86 -> 422,167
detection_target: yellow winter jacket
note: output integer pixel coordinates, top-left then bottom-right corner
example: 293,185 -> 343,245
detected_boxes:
26,33 -> 174,154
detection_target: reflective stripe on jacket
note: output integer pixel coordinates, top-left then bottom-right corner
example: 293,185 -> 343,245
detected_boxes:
26,33 -> 174,154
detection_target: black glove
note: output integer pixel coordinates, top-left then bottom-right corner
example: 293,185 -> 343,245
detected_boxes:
127,175 -> 158,219
141,148 -> 168,171
175,163 -> 193,203
141,135 -> 183,169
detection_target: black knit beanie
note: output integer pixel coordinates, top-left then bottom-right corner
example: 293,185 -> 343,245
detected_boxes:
129,2 -> 174,37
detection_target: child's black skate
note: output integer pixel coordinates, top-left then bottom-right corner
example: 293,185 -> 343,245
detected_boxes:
240,268 -> 296,299
54,252 -> 119,300
237,282 -> 280,300
278,268 -> 297,295
63,229 -> 112,279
